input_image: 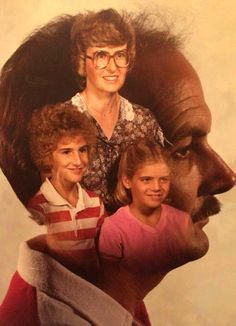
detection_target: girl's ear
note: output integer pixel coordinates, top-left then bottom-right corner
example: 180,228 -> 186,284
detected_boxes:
122,175 -> 131,189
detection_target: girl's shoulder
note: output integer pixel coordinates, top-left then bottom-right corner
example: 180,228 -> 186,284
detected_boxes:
162,204 -> 190,220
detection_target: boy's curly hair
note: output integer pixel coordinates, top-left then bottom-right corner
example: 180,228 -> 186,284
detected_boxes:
28,101 -> 96,171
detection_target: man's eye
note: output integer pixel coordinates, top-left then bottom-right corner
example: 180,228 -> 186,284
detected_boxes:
172,146 -> 191,159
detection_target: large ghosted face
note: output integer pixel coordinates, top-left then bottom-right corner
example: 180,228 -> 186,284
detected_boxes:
123,49 -> 236,259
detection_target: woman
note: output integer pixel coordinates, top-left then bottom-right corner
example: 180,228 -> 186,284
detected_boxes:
68,9 -> 164,212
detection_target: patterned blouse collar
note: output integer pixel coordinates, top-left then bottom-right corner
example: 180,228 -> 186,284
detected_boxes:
71,92 -> 135,121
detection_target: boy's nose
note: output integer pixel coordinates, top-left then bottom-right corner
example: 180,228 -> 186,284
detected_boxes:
73,152 -> 82,164
152,179 -> 161,190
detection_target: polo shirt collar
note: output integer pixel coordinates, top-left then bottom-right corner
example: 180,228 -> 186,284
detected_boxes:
40,178 -> 85,210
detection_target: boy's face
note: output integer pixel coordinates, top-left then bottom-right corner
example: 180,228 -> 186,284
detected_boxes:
50,135 -> 88,185
123,161 -> 171,211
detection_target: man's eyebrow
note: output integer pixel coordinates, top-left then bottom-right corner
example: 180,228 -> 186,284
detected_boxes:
172,126 -> 207,142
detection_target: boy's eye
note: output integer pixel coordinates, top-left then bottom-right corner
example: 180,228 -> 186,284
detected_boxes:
61,149 -> 71,155
79,145 -> 88,153
160,177 -> 170,183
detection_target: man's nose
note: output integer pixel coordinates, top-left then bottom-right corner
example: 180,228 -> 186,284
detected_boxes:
198,145 -> 236,196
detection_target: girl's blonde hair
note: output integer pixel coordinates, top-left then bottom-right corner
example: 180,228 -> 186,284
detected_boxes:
115,139 -> 170,205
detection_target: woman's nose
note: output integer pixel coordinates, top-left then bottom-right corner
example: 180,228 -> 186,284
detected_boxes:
106,56 -> 117,71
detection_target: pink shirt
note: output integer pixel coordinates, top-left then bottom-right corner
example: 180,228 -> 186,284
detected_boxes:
99,204 -> 191,273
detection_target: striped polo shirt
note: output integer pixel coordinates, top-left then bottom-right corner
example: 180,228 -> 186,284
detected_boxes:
27,178 -> 106,265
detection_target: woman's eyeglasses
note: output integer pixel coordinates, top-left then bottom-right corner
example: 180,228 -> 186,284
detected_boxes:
84,50 -> 130,69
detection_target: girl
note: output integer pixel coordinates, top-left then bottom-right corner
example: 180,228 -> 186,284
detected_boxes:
99,139 -> 193,274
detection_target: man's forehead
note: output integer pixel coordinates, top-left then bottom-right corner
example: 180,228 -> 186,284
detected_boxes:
156,94 -> 212,141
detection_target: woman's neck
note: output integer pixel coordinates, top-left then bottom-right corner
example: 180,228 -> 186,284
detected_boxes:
81,89 -> 120,139
81,89 -> 120,117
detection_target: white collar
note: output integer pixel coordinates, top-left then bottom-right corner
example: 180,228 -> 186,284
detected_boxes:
71,92 -> 135,121
40,178 -> 85,211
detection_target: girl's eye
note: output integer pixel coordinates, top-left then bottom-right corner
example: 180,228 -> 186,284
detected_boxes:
141,178 -> 151,183
172,146 -> 191,159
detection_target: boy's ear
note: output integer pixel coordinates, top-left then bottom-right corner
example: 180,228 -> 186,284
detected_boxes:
122,175 -> 131,189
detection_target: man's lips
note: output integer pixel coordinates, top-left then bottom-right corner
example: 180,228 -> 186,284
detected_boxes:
192,196 -> 221,223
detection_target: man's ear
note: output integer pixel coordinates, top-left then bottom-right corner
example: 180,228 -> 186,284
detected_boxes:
122,175 -> 131,189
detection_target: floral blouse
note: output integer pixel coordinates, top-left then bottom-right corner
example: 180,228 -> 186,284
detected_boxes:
70,92 -> 164,212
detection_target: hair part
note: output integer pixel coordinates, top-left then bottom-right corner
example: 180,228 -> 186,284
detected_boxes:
115,139 -> 170,205
71,8 -> 136,77
28,102 -> 96,172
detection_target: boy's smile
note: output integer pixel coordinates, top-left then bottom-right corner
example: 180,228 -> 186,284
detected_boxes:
50,135 -> 88,187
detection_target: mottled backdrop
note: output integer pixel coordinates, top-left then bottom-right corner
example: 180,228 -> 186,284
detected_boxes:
0,1 -> 235,325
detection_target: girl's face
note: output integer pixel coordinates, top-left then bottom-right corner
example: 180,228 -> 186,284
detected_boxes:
123,161 -> 171,210
84,44 -> 128,95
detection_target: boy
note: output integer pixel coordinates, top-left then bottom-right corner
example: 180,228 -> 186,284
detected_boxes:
27,101 -> 106,279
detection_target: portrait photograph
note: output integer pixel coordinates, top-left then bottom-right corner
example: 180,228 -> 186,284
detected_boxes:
0,1 -> 235,325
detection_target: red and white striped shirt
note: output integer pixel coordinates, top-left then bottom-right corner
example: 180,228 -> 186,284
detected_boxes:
27,178 -> 106,266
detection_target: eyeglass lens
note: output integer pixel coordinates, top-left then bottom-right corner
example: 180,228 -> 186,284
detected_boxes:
94,50 -> 129,68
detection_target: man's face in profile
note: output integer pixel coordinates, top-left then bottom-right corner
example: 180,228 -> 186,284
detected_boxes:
123,49 -> 236,259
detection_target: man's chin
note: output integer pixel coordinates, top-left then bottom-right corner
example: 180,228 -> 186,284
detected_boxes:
189,222 -> 210,260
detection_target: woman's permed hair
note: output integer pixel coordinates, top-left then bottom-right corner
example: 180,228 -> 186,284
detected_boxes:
115,139 -> 170,205
71,8 -> 136,77
28,102 -> 96,172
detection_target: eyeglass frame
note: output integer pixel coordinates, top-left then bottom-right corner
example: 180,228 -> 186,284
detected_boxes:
83,49 -> 130,69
